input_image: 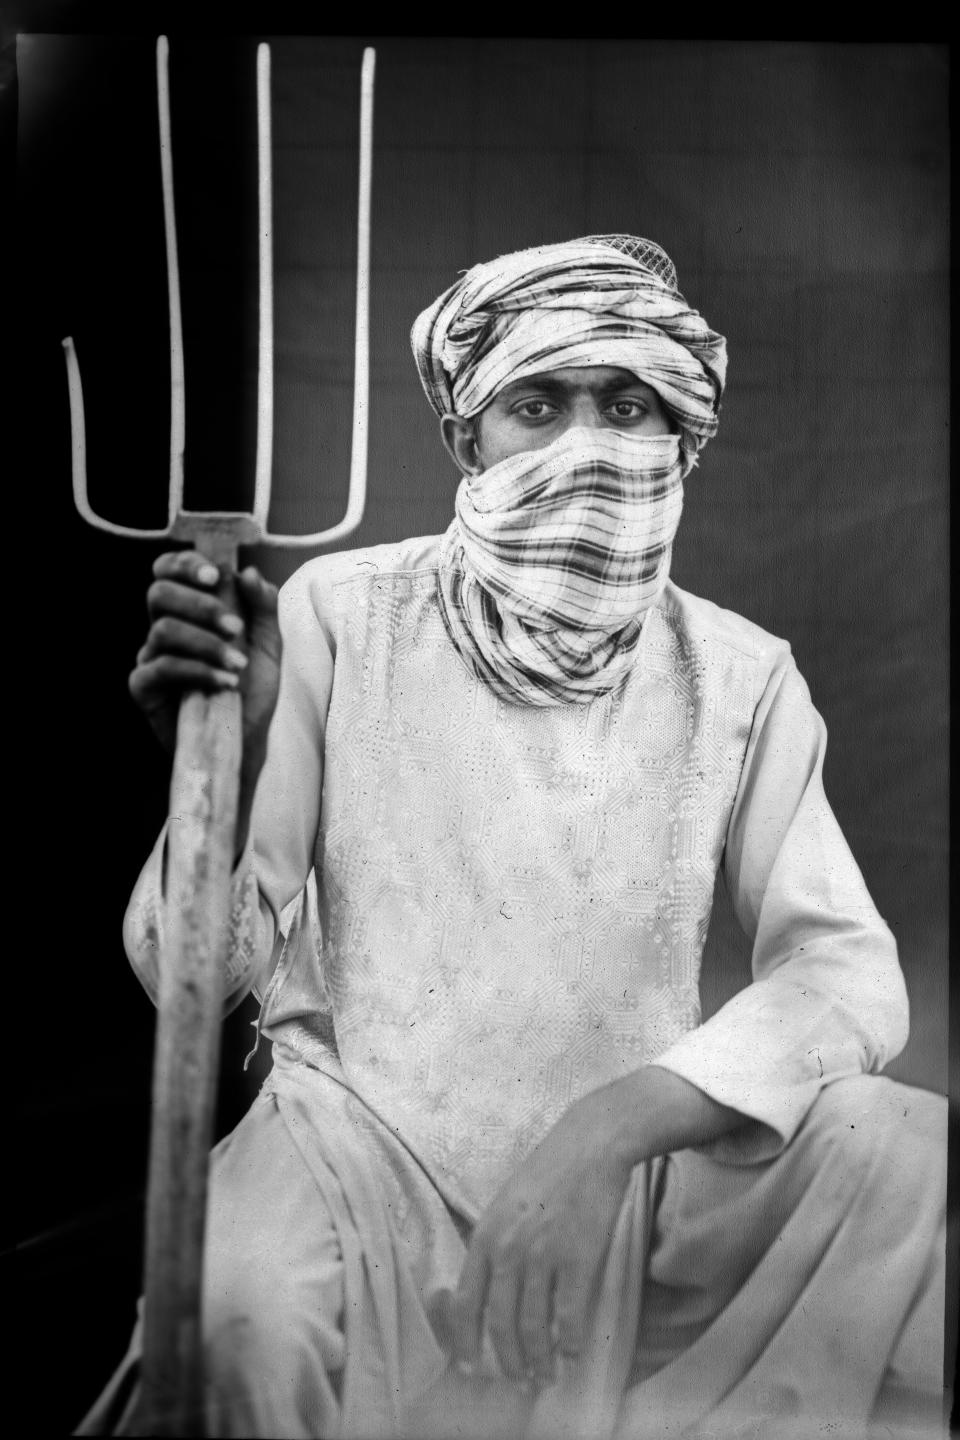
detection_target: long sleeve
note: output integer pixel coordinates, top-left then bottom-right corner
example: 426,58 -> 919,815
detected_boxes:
652,649 -> 909,1163
122,564 -> 336,1013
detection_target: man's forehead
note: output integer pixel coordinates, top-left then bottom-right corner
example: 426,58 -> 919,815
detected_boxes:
496,366 -> 649,397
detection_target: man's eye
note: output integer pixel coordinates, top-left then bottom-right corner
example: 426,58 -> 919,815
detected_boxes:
515,400 -> 556,419
608,400 -> 647,420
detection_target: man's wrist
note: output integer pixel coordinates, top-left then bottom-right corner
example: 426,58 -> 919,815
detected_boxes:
600,1064 -> 746,1168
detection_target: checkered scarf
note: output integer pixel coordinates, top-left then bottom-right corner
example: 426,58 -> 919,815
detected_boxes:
411,236 -> 726,477
438,428 -> 684,706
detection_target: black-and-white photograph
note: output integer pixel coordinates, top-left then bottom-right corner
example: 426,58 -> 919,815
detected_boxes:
11,18 -> 953,1439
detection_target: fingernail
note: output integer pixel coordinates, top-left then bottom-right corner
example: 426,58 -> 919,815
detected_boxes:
223,647 -> 248,671
455,1359 -> 474,1378
218,613 -> 245,637
198,563 -> 219,585
213,669 -> 240,688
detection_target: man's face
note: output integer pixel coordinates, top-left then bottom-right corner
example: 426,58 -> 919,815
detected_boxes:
441,366 -> 673,476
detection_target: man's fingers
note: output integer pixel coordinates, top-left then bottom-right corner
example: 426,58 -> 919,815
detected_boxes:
550,1260 -> 595,1360
447,1245 -> 490,1368
147,558 -> 278,654
147,578 -> 246,638
141,616 -> 249,673
152,549 -> 221,587
237,565 -> 279,617
129,655 -> 241,707
484,1260 -> 526,1380
518,1261 -> 555,1380
237,567 -> 282,662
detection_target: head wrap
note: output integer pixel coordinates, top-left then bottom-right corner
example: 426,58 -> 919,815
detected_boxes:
410,233 -> 727,476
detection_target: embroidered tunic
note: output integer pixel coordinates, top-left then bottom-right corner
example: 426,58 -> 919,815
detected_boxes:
125,534 -> 907,1218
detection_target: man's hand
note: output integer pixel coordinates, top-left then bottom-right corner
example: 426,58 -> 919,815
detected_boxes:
436,1066 -> 745,1385
437,1085 -> 635,1386
129,550 -> 282,851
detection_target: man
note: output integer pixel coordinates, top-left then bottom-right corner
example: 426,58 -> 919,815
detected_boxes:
82,236 -> 947,1439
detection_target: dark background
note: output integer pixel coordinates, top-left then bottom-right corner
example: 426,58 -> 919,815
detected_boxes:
11,27 -> 951,1433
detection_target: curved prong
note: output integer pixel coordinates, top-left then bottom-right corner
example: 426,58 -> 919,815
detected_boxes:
261,46 -> 375,549
62,337 -> 173,540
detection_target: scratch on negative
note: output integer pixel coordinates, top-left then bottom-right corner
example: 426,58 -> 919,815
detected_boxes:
807,1046 -> 823,1078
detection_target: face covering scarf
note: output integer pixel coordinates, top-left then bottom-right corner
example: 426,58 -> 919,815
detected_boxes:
437,427 -> 684,707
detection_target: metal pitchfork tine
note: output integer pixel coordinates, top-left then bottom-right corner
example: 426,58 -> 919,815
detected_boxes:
61,38 -> 375,1436
63,38 -> 374,552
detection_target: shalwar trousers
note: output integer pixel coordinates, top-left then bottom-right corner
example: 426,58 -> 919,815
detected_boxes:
77,1057 -> 950,1440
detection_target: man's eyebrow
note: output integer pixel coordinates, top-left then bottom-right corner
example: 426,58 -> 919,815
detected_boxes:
595,375 -> 650,394
500,375 -> 570,395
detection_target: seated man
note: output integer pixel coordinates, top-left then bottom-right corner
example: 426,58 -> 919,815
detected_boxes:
81,235 -> 948,1440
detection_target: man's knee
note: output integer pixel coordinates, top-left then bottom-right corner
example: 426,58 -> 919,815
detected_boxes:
199,1098 -> 347,1383
203,1247 -> 346,1387
205,1256 -> 291,1350
799,1074 -> 947,1199
806,1073 -> 946,1138
201,1170 -> 346,1386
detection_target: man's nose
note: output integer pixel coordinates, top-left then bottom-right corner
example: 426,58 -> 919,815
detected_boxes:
565,400 -> 605,430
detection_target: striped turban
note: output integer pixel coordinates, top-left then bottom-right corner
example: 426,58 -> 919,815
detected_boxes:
410,234 -> 728,476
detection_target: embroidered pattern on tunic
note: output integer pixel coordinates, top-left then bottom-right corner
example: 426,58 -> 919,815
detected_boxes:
279,566 -> 758,1210
126,859 -> 260,1003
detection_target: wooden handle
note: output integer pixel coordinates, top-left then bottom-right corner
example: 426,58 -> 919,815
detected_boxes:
135,531 -> 243,1435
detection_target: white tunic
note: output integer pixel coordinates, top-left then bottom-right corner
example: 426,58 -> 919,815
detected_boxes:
125,534 -> 908,1218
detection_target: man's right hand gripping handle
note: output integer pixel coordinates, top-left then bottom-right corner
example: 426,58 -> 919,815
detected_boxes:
128,549 -> 282,860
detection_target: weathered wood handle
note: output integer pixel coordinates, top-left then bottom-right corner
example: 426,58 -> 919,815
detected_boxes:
135,527 -> 244,1436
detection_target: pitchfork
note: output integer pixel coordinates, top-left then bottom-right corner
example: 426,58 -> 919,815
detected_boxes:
62,37 -> 375,1435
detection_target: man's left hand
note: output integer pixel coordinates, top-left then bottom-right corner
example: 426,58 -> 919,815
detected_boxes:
432,1064 -> 745,1386
436,1086 -> 635,1384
